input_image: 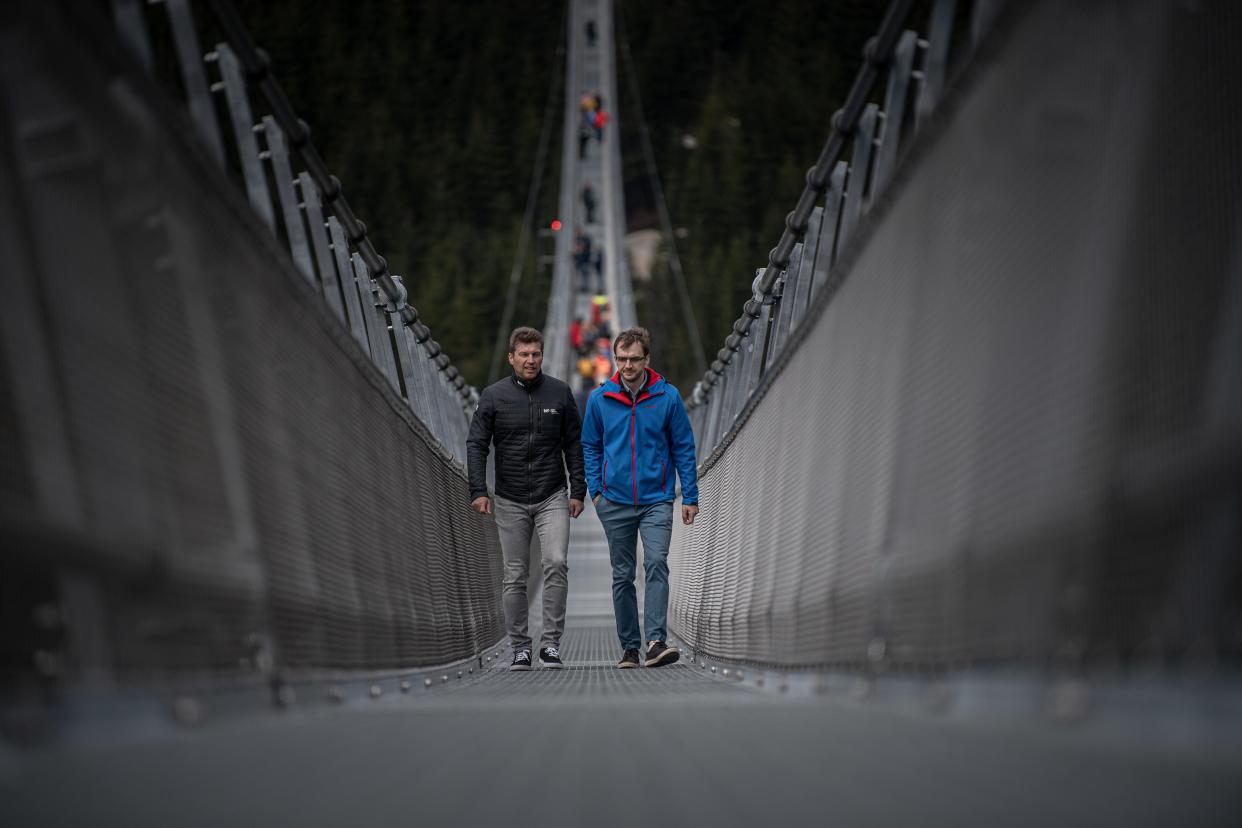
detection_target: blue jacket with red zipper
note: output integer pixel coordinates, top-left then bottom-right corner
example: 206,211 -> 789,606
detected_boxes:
582,368 -> 698,506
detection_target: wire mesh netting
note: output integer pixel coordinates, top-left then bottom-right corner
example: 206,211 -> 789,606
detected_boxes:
0,2 -> 502,683
670,0 -> 1242,671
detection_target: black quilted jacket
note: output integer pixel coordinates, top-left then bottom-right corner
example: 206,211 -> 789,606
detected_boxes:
467,371 -> 586,505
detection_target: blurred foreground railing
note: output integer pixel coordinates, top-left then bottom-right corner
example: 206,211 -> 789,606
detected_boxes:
688,0 -> 989,451
671,0 -> 1242,672
0,0 -> 502,706
113,0 -> 476,458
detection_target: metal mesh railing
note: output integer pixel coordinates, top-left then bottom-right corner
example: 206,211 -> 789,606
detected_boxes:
115,0 -> 477,460
0,0 -> 503,687
671,0 -> 1242,671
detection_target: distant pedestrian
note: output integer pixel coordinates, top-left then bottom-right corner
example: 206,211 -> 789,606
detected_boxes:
592,108 -> 610,141
582,327 -> 699,669
574,229 -> 593,292
591,248 -> 604,292
468,327 -> 586,671
585,19 -> 597,47
578,123 -> 592,160
591,336 -> 612,385
576,350 -> 595,411
582,182 -> 597,224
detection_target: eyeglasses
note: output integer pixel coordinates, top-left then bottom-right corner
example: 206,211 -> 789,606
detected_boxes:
615,356 -> 647,364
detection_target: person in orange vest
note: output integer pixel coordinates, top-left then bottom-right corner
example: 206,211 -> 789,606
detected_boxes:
592,337 -> 612,385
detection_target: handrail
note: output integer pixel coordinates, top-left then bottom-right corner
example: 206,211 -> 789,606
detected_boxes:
112,0 -> 478,460
693,0 -> 917,399
681,0 -> 998,466
208,0 -> 476,405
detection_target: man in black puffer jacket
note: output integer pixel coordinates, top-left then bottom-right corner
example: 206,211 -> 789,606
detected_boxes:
468,326 -> 586,671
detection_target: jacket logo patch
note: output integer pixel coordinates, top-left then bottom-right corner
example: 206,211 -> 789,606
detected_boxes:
542,408 -> 559,414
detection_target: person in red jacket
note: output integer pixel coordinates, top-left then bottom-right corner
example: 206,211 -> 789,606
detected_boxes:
581,327 -> 699,668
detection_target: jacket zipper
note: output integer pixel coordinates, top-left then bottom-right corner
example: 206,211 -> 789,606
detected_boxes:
630,406 -> 637,506
602,459 -> 608,494
526,385 -> 533,495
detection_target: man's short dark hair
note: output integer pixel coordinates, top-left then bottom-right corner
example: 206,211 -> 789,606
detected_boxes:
508,326 -> 544,353
613,326 -> 651,357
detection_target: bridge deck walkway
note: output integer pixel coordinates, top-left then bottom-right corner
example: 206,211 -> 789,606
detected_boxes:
5,501 -> 1237,826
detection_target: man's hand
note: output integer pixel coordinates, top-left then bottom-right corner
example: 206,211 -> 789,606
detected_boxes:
471,496 -> 492,516
682,504 -> 699,525
569,499 -> 584,519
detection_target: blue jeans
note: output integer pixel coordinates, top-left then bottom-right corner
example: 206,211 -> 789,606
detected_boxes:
595,497 -> 674,651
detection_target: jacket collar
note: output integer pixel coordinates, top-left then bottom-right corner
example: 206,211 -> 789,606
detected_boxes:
509,369 -> 545,390
602,367 -> 663,405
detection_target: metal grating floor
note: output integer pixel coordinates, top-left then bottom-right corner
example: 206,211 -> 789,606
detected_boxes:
6,510 -> 1238,826
430,499 -> 744,700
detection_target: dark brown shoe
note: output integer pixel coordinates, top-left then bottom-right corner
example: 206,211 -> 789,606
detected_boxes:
644,640 -> 680,668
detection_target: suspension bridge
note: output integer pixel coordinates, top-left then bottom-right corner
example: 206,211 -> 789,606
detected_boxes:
2,0 -> 1240,825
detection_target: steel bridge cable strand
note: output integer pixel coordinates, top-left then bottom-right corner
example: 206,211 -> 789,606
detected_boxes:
488,4 -> 568,385
614,4 -> 708,378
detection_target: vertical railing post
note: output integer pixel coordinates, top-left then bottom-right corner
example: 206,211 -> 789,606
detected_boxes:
299,174 -> 347,323
839,103 -> 879,247
811,162 -> 848,302
790,206 -> 823,330
213,44 -> 273,229
399,326 -> 434,427
327,218 -> 370,351
746,274 -> 774,397
164,0 -> 225,166
769,242 -> 804,363
705,376 -> 724,457
261,116 -> 315,282
713,356 -> 734,441
873,31 -> 919,197
726,331 -> 752,429
915,0 -> 957,130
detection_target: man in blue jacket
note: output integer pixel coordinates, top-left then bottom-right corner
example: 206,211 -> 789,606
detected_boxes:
582,327 -> 699,668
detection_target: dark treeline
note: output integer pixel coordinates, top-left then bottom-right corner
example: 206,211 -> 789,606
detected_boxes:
618,0 -> 889,390
236,0 -> 565,385
237,1 -> 889,392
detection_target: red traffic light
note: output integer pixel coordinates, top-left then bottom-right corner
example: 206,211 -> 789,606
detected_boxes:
550,219 -> 562,231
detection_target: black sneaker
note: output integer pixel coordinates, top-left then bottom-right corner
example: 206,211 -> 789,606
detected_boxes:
538,646 -> 564,669
510,650 -> 532,671
644,640 -> 680,668
617,649 -> 640,669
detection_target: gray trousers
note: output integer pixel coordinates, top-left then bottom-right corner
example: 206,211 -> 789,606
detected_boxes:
493,491 -> 570,652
